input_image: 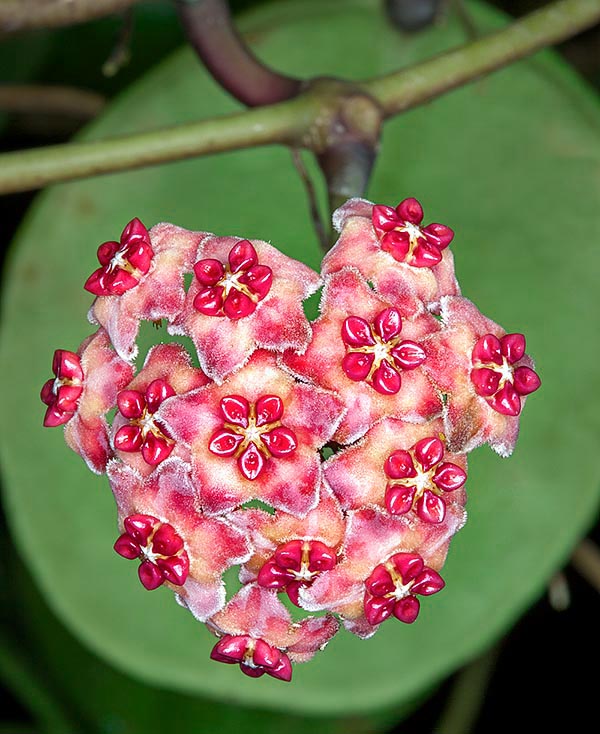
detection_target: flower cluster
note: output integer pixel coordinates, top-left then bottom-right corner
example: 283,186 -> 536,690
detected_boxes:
42,199 -> 540,681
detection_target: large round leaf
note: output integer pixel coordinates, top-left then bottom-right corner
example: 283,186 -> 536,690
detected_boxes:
1,0 -> 599,716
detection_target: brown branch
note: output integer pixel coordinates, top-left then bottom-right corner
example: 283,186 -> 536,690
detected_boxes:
1,0 -> 599,194
0,85 -> 106,119
176,0 -> 301,107
290,149 -> 328,251
435,645 -> 501,734
571,538 -> 600,593
0,0 -> 139,33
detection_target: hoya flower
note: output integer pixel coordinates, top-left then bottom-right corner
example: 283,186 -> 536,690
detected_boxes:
230,485 -> 345,606
84,218 -> 153,296
300,504 -> 465,638
371,197 -> 454,267
41,329 -> 134,473
209,583 -> 339,681
170,235 -> 321,382
324,417 -> 467,524
40,349 -> 84,427
109,458 -> 250,619
158,351 -> 344,515
114,513 -> 190,590
471,333 -> 541,416
425,296 -> 541,456
322,198 -> 460,312
114,380 -> 176,466
88,222 -> 203,361
284,268 -> 441,444
112,343 -> 209,476
364,552 -> 445,625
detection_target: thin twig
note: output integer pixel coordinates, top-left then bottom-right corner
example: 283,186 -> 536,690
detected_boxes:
548,570 -> 571,611
0,85 -> 106,119
434,645 -> 501,734
0,0 -> 139,32
0,0 -> 599,193
369,0 -> 600,117
453,0 -> 480,41
102,7 -> 135,77
176,0 -> 301,107
571,538 -> 600,593
291,149 -> 328,251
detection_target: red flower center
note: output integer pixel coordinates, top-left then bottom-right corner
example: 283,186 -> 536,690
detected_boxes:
193,240 -> 273,320
114,513 -> 189,590
364,552 -> 444,625
257,539 -> 337,606
371,197 -> 454,268
470,333 -> 541,416
84,218 -> 153,297
208,394 -> 297,480
114,379 -> 175,465
210,634 -> 292,681
40,349 -> 84,427
384,436 -> 466,523
341,307 -> 426,395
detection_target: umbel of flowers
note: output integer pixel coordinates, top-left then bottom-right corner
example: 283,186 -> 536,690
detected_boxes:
41,198 -> 540,682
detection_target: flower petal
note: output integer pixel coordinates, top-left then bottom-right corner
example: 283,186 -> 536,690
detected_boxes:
414,436 -> 444,472
373,307 -> 402,342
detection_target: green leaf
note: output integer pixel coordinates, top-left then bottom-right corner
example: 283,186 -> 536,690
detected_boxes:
1,0 -> 599,716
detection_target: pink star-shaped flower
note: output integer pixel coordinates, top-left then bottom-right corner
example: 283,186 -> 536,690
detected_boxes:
158,351 -> 344,515
169,235 -> 321,382
424,296 -> 541,456
41,329 -> 134,473
364,552 -> 445,625
299,504 -> 465,638
84,218 -> 154,297
111,343 -> 210,477
324,417 -> 467,525
108,458 -> 250,620
230,484 -> 346,606
283,268 -> 442,444
88,222 -> 204,361
322,198 -> 460,313
41,349 -> 84,427
209,583 -> 339,681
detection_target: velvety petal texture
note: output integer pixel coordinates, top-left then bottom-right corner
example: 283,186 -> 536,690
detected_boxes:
325,198 -> 460,312
300,504 -> 466,636
108,458 -> 250,619
424,296 -> 540,456
60,329 -> 134,474
210,583 -> 339,680
89,223 -> 205,361
170,234 -> 321,382
159,351 -> 344,515
42,200 -> 539,682
324,417 -> 467,524
283,268 -> 442,443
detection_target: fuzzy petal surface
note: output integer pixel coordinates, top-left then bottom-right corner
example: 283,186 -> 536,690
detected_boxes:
170,235 -> 320,382
64,329 -> 134,473
108,458 -> 250,619
230,485 -> 346,581
159,351 -> 344,515
283,269 -> 442,444
89,223 -> 205,361
210,583 -> 338,663
299,504 -> 465,629
111,342 -> 209,477
324,417 -> 467,515
425,296 -> 537,456
325,198 -> 460,312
